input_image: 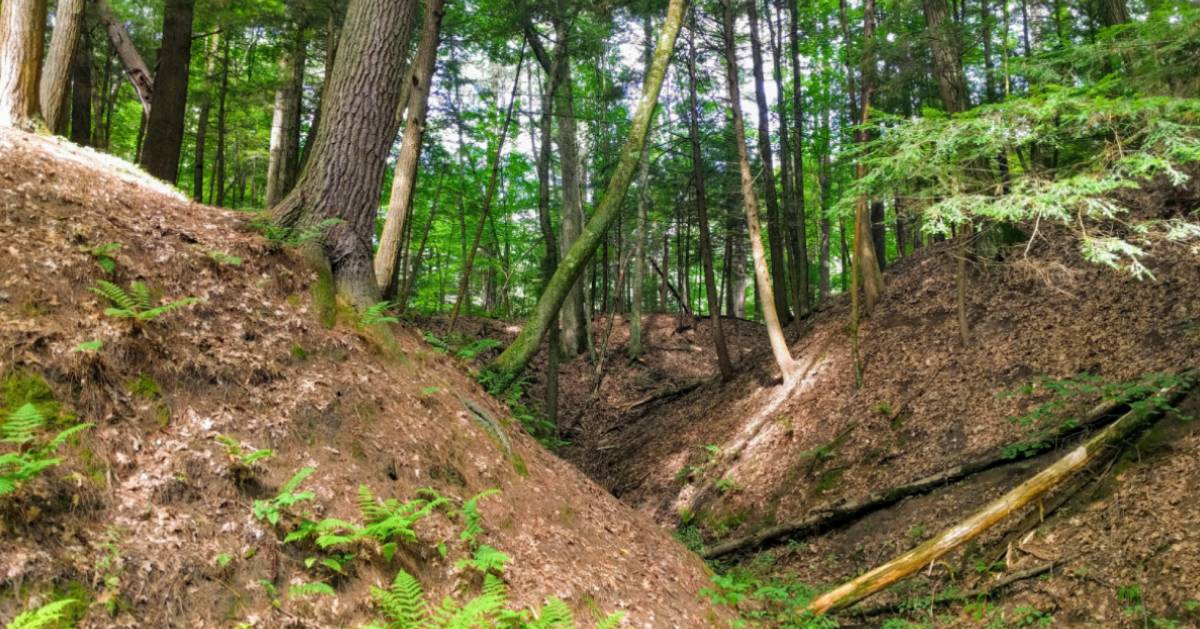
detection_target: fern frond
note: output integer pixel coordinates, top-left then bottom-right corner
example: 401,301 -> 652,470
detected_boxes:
281,467 -> 316,494
6,598 -> 78,629
91,280 -> 137,311
288,581 -> 336,598
129,281 -> 154,310
593,611 -> 626,629
2,403 -> 45,444
460,489 -> 500,545
138,296 -> 199,321
43,422 -> 91,452
371,568 -> 427,627
527,598 -> 574,629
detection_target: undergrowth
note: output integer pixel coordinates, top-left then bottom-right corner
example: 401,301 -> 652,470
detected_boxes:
1,403 -> 91,496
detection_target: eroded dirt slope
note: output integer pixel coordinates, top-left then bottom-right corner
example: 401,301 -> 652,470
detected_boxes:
0,129 -> 728,628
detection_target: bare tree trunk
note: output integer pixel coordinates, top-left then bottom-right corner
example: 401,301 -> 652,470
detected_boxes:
554,20 -> 589,358
488,0 -> 687,384
766,0 -> 804,322
375,0 -> 446,298
787,0 -> 810,317
266,21 -> 308,207
628,16 -> 654,360
40,0 -> 85,133
213,36 -> 230,207
923,0 -> 970,114
272,0 -> 417,313
140,0 -> 195,183
0,0 -> 47,129
723,0 -> 798,380
95,0 -> 152,116
851,0 -> 885,325
193,33 -> 219,202
69,26 -> 92,145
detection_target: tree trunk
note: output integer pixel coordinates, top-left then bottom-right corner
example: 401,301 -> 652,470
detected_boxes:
722,0 -> 798,380
40,0 -> 85,133
788,0 -> 810,317
69,26 -> 92,145
213,36 -> 230,206
266,21 -> 309,207
628,16 -> 654,360
94,0 -> 151,116
870,199 -> 886,270
851,0 -> 885,324
746,0 -> 791,323
553,20 -> 589,358
487,0 -> 687,384
376,0 -> 446,298
272,0 -> 417,313
687,15 -> 734,379
923,0 -> 970,114
767,0 -> 804,322
1097,0 -> 1129,27
0,0 -> 47,129
193,33 -> 218,202
139,0 -> 195,183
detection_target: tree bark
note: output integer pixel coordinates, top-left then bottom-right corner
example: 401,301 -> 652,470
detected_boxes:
722,0 -> 799,380
923,0 -> 970,114
140,0 -> 196,183
851,0 -> 885,326
94,0 -> 152,116
0,0 -> 47,129
266,21 -> 308,207
553,19 -> 589,358
69,26 -> 93,145
787,0 -> 810,317
193,33 -> 219,202
213,36 -> 230,206
487,0 -> 687,384
272,0 -> 417,312
628,16 -> 654,360
40,0 -> 86,133
375,0 -> 446,298
686,14 -> 734,379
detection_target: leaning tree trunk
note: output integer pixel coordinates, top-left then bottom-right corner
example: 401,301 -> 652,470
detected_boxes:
0,0 -> 47,129
95,0 -> 152,116
374,0 -> 446,298
687,14 -> 734,379
747,0 -> 791,323
272,0 -> 417,313
266,22 -> 309,207
140,0 -> 196,183
487,0 -> 687,385
722,0 -> 799,380
40,0 -> 86,133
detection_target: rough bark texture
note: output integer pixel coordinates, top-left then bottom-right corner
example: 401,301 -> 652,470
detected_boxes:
0,0 -> 47,129
69,27 -> 92,145
40,0 -> 86,133
272,0 -> 417,311
488,0 -> 687,383
95,0 -> 152,116
266,23 -> 309,208
787,0 -> 810,316
923,0 -> 970,114
554,19 -> 588,358
193,33 -> 219,202
723,0 -> 798,380
628,16 -> 654,360
746,0 -> 791,322
139,0 -> 196,183
852,0 -> 885,318
375,0 -> 445,297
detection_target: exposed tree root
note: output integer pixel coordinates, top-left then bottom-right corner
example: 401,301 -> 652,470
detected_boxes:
805,374 -> 1195,615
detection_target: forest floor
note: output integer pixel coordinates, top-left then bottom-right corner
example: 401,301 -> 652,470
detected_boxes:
431,184 -> 1200,626
0,129 -> 731,628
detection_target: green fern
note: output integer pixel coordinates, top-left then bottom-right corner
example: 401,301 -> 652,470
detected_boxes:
460,489 -> 500,546
91,280 -> 197,322
1,404 -> 91,497
253,466 -> 316,526
6,598 -> 78,629
2,403 -> 45,445
207,250 -> 243,266
358,485 -> 448,561
524,598 -> 575,629
288,581 -> 336,598
371,568 -> 429,628
455,544 -> 509,576
361,301 -> 400,327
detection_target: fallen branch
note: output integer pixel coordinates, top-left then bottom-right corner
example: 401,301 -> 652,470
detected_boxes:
806,373 -> 1195,615
623,378 -> 708,412
702,392 -> 1143,559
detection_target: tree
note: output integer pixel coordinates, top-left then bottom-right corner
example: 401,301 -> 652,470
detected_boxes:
139,0 -> 197,182
40,0 -> 86,133
95,0 -> 153,117
486,0 -> 687,384
265,15 -> 310,207
375,0 -> 448,298
0,0 -> 47,129
627,16 -> 654,361
722,0 -> 799,380
272,0 -> 418,313
922,0 -> 970,115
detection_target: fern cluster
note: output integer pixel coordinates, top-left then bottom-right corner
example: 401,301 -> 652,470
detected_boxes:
91,280 -> 198,321
1,404 -> 91,496
361,302 -> 401,327
5,597 -> 79,629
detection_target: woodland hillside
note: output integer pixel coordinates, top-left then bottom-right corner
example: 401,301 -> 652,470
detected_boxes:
1,0 -> 1200,627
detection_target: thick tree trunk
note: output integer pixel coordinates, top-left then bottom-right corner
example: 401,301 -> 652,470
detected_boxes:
554,21 -> 589,358
266,22 -> 308,207
140,0 -> 196,183
687,16 -> 734,379
723,0 -> 798,380
272,0 -> 417,312
40,0 -> 86,133
374,0 -> 445,298
0,0 -> 47,129
487,0 -> 687,384
746,0 -> 791,323
923,0 -> 970,114
69,27 -> 93,145
94,0 -> 152,116
851,0 -> 885,323
628,16 -> 654,360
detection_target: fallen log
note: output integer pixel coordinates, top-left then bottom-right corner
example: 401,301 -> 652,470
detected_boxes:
806,374 -> 1195,615
702,393 -> 1132,559
623,378 -> 709,412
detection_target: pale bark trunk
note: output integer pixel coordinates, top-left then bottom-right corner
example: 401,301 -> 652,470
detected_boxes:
94,0 -> 152,116
723,0 -> 798,380
374,0 -> 445,297
266,24 -> 308,207
628,16 -> 653,360
40,0 -> 86,133
0,0 -> 47,129
554,20 -> 588,358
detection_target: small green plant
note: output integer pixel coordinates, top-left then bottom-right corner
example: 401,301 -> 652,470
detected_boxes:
361,301 -> 400,327
1,403 -> 91,496
423,331 -> 452,354
456,544 -> 510,575
715,476 -> 741,494
906,524 -> 926,540
91,242 -> 121,274
1119,583 -> 1146,619
73,339 -> 103,353
288,581 -> 337,598
90,280 -> 198,322
1012,604 -> 1053,626
874,401 -> 893,416
215,552 -> 233,568
215,434 -> 274,479
252,216 -> 344,248
96,527 -> 124,616
456,339 -> 502,360
5,597 -> 79,629
207,250 -> 243,266
253,466 -> 316,526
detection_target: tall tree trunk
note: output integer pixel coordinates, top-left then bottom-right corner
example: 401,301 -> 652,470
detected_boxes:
213,36 -> 230,207
1097,0 -> 1129,27
870,199 -> 886,270
301,1 -> 346,170
722,0 -> 798,380
40,0 -> 85,133
488,0 -> 686,384
0,0 -> 47,129
767,0 -> 805,321
923,0 -> 970,114
193,32 -> 219,202
980,0 -> 997,103
788,0 -> 810,316
852,0 -> 885,321
140,0 -> 196,183
628,16 -> 654,360
746,0 -> 791,323
553,20 -> 589,358
272,0 -> 417,313
266,21 -> 309,207
376,0 -> 446,298
687,15 -> 734,379
69,26 -> 93,145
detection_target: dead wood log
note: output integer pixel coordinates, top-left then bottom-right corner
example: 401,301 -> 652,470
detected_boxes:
806,374 -> 1195,615
622,378 -> 709,412
702,392 -> 1144,559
